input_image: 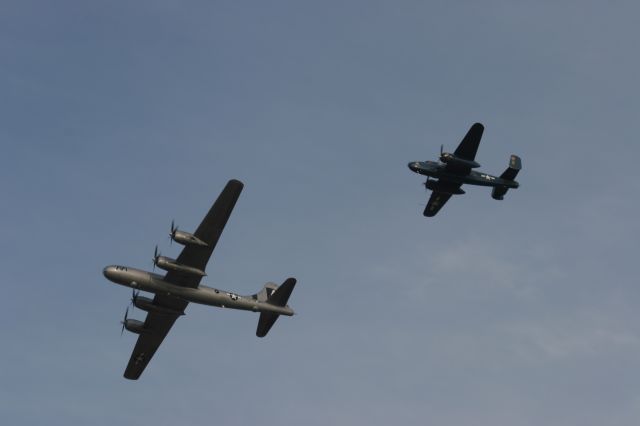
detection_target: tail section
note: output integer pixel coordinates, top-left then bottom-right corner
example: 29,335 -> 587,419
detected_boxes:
255,282 -> 278,302
492,155 -> 521,200
499,155 -> 521,181
266,277 -> 296,307
256,278 -> 297,337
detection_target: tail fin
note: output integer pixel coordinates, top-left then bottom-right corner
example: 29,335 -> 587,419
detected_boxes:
256,278 -> 297,338
266,278 -> 296,307
492,155 -> 521,200
254,282 -> 278,302
499,155 -> 521,181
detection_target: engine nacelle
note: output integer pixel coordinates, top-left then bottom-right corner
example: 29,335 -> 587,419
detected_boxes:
155,256 -> 206,277
171,230 -> 208,247
440,152 -> 481,169
425,180 -> 465,195
123,319 -> 147,334
133,295 -> 185,315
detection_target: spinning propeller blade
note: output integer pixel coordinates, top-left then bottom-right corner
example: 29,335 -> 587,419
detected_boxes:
120,307 -> 129,336
130,289 -> 139,309
169,220 -> 178,245
152,245 -> 160,271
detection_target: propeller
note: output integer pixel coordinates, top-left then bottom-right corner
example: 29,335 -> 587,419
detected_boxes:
120,307 -> 129,336
439,144 -> 448,162
169,220 -> 178,245
152,245 -> 160,271
130,289 -> 139,309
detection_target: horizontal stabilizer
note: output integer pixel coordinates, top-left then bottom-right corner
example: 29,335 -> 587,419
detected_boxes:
491,186 -> 508,200
256,312 -> 279,338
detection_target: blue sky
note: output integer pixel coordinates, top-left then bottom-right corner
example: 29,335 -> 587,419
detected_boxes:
1,1 -> 639,425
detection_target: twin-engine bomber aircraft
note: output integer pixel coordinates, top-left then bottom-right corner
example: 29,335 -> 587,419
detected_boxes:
103,179 -> 297,380
408,123 -> 522,217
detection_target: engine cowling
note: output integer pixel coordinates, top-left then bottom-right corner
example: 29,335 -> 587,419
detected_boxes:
171,230 -> 208,247
123,319 -> 147,334
155,256 -> 206,277
440,152 -> 481,169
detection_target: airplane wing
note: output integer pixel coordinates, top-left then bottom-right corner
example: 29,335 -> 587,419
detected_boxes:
453,122 -> 484,161
423,191 -> 453,217
423,181 -> 462,217
164,179 -> 244,288
123,296 -> 186,380
123,179 -> 244,380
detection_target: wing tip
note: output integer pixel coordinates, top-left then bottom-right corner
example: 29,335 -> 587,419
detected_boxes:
422,205 -> 438,217
123,371 -> 141,380
227,179 -> 245,189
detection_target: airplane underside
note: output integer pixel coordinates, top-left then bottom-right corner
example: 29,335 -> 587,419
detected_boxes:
408,123 -> 521,217
415,167 -> 519,189
104,266 -> 294,316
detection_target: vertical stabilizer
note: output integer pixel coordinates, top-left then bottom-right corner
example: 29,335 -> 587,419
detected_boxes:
256,278 -> 297,337
492,155 -> 521,200
499,155 -> 521,181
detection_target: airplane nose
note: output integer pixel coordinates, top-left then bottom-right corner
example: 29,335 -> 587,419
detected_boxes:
103,266 -> 116,280
408,162 -> 418,172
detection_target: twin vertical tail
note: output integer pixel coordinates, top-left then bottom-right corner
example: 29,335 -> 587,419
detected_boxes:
492,155 -> 522,200
256,278 -> 297,338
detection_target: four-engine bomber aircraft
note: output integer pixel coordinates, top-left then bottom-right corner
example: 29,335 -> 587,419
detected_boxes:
408,123 -> 522,217
103,179 -> 297,380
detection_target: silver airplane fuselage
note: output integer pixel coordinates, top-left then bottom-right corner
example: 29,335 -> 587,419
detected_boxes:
103,266 -> 293,316
408,161 -> 519,189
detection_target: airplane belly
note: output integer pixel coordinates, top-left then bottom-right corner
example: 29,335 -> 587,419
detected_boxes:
175,287 -> 260,311
139,278 -> 291,314
464,172 -> 500,187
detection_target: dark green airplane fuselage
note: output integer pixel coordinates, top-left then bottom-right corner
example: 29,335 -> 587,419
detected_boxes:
408,161 -> 519,189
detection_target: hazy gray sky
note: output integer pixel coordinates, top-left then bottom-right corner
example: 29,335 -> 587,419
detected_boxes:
1,1 -> 639,425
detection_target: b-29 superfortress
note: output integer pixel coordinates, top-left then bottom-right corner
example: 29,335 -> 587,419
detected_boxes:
103,179 -> 297,380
